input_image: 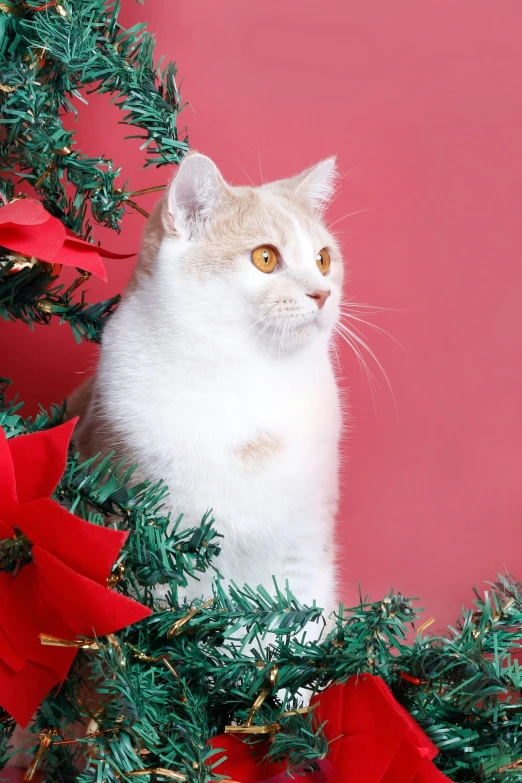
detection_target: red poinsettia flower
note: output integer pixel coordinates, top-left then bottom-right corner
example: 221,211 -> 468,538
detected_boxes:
0,419 -> 151,727
311,675 -> 452,783
211,675 -> 453,783
0,198 -> 134,280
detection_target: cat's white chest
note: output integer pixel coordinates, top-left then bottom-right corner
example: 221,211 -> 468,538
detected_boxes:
102,316 -> 340,543
153,352 -> 337,524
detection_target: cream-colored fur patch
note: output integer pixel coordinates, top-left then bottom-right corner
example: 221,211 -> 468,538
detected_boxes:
235,432 -> 284,473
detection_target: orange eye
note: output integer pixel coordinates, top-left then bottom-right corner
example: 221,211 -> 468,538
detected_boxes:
316,248 -> 331,275
251,245 -> 278,273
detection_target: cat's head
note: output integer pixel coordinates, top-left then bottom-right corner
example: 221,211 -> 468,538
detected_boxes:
140,152 -> 343,354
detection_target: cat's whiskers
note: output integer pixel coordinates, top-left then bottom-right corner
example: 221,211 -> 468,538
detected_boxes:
337,319 -> 396,411
240,313 -> 272,339
268,314 -> 285,356
278,314 -> 292,359
339,308 -> 409,356
250,314 -> 278,350
333,324 -> 379,414
327,205 -> 377,231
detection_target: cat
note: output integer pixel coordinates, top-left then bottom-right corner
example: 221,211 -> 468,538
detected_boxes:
7,154 -> 346,770
70,152 -> 344,628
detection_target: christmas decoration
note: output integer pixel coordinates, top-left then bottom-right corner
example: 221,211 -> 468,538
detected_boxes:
1,369 -> 522,780
312,676 -> 451,783
0,0 -> 186,341
210,677 -> 452,783
0,197 -> 134,280
1,2 -> 522,782
0,418 -> 151,727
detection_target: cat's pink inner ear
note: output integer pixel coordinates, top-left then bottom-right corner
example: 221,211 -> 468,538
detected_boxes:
167,153 -> 229,236
289,157 -> 338,211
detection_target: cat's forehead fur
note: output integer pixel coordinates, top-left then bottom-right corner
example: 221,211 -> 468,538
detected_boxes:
187,184 -> 335,273
131,161 -> 339,286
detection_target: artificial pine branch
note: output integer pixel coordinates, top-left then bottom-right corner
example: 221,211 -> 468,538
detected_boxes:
0,260 -> 120,343
0,0 -> 188,339
1,0 -> 187,238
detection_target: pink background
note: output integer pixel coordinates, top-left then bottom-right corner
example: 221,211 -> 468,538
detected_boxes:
3,0 -> 522,631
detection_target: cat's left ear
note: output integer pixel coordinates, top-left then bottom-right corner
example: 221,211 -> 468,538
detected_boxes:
167,152 -> 230,238
284,157 -> 338,211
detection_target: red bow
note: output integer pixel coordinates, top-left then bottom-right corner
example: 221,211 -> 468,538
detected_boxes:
211,675 -> 452,783
0,419 -> 151,727
0,198 -> 134,280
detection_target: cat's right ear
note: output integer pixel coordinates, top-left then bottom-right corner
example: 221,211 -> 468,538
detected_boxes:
167,153 -> 229,239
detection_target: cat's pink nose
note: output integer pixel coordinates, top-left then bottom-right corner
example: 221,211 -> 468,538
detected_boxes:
307,289 -> 331,309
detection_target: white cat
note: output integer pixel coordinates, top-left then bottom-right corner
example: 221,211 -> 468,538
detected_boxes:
71,153 -> 344,625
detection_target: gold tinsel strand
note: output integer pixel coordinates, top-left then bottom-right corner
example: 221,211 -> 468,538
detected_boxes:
39,633 -> 99,651
24,729 -> 56,780
225,664 -> 280,735
167,598 -> 214,638
106,561 -> 125,588
34,162 -> 56,188
128,769 -> 186,781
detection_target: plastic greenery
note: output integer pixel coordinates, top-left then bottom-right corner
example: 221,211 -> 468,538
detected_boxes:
2,3 -> 522,782
0,0 -> 188,341
2,384 -> 522,782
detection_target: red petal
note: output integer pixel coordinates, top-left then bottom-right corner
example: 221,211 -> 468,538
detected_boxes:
0,517 -> 13,538
209,734 -> 285,782
14,498 -> 127,585
0,563 -> 77,678
413,757 -> 453,782
0,199 -> 50,226
64,230 -> 136,258
0,574 -> 25,672
316,676 -> 444,783
8,418 -> 77,504
381,734 -> 426,783
0,214 -> 65,261
34,547 -> 151,637
0,623 -> 25,673
372,676 -> 438,759
0,428 -> 17,517
52,240 -> 107,280
0,656 -> 60,728
310,683 -> 345,766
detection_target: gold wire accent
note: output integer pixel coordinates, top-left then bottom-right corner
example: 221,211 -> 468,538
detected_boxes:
127,643 -> 179,679
224,724 -> 280,735
55,2 -> 68,17
125,199 -> 150,218
24,729 -> 56,780
167,598 -> 214,638
417,616 -> 436,636
128,769 -> 186,781
244,664 -> 278,727
34,161 -> 56,188
53,727 -> 119,746
224,700 -> 315,736
36,300 -> 54,313
39,633 -> 99,651
279,703 -> 317,718
224,664 -> 280,734
107,561 -> 125,588
66,270 -> 92,296
129,185 -> 167,197
498,758 -> 522,773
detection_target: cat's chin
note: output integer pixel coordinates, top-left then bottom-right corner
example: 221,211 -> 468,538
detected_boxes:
258,316 -> 333,355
